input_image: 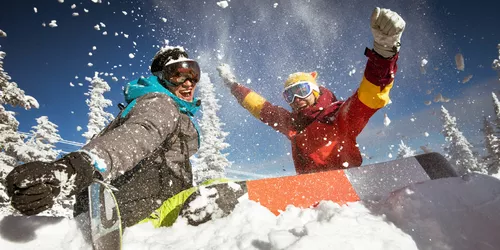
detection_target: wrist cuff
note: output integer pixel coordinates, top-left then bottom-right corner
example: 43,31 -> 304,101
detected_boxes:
77,150 -> 107,173
364,48 -> 399,88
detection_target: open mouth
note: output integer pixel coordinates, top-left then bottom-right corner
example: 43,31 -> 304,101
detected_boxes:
179,90 -> 192,100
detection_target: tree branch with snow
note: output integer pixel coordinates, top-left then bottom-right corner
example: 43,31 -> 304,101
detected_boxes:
82,72 -> 114,142
191,73 -> 231,185
0,51 -> 39,212
397,140 -> 416,159
20,116 -> 63,163
440,106 -> 487,175
482,116 -> 500,175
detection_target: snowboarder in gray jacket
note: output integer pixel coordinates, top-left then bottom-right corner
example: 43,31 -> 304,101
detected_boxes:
6,46 -> 202,227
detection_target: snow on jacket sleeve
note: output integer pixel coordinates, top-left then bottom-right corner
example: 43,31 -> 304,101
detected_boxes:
230,84 -> 295,138
82,92 -> 181,180
336,49 -> 398,137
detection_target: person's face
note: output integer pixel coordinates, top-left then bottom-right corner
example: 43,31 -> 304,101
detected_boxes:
167,79 -> 197,102
289,93 -> 316,111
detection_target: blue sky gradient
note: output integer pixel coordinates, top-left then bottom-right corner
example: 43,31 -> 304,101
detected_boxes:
1,0 -> 499,178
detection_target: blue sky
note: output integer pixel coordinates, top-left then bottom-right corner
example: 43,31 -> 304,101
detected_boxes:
1,0 -> 499,178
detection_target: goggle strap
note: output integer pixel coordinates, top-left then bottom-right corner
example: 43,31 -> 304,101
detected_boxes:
152,71 -> 163,79
164,58 -> 195,67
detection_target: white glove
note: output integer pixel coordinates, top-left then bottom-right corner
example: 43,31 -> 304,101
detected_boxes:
216,63 -> 237,88
370,7 -> 406,58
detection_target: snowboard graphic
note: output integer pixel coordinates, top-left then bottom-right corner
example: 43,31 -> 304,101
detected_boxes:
88,180 -> 123,250
180,152 -> 458,222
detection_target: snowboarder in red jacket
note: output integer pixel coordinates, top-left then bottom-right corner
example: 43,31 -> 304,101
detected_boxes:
217,7 -> 406,174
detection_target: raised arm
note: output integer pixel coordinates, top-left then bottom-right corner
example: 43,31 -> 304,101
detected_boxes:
337,49 -> 398,137
217,64 -> 295,138
337,7 -> 405,137
231,83 -> 295,137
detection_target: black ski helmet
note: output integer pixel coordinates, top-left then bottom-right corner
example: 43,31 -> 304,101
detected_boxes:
150,47 -> 189,74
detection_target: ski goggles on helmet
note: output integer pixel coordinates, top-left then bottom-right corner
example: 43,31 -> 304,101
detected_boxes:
160,59 -> 201,86
282,81 -> 315,104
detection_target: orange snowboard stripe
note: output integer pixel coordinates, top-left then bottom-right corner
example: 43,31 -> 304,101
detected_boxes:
246,170 -> 360,215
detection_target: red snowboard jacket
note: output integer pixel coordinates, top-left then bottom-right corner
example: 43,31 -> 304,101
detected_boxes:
229,49 -> 399,174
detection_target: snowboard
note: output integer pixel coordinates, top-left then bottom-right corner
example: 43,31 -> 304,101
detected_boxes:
88,180 -> 123,250
0,180 -> 122,249
180,152 -> 458,222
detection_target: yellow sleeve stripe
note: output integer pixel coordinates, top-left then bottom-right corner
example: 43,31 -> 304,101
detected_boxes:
357,76 -> 393,109
242,91 -> 267,119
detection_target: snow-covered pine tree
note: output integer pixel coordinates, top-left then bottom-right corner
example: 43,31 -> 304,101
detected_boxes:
0,107 -> 22,168
397,140 -> 416,159
21,116 -> 62,162
492,92 -> 500,126
490,93 -> 500,173
440,106 -> 487,175
191,73 -> 230,185
493,43 -> 500,81
482,116 -> 500,175
0,51 -> 39,211
82,72 -> 114,142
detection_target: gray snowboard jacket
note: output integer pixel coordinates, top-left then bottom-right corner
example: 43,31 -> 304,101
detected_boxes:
74,76 -> 200,227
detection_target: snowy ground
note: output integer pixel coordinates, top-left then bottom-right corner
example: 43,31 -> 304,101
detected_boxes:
0,200 -> 417,250
1,173 -> 500,250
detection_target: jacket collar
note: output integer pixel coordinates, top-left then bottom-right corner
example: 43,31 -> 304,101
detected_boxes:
292,87 -> 343,130
124,76 -> 200,117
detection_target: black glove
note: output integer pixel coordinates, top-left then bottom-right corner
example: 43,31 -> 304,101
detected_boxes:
6,152 -> 96,216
